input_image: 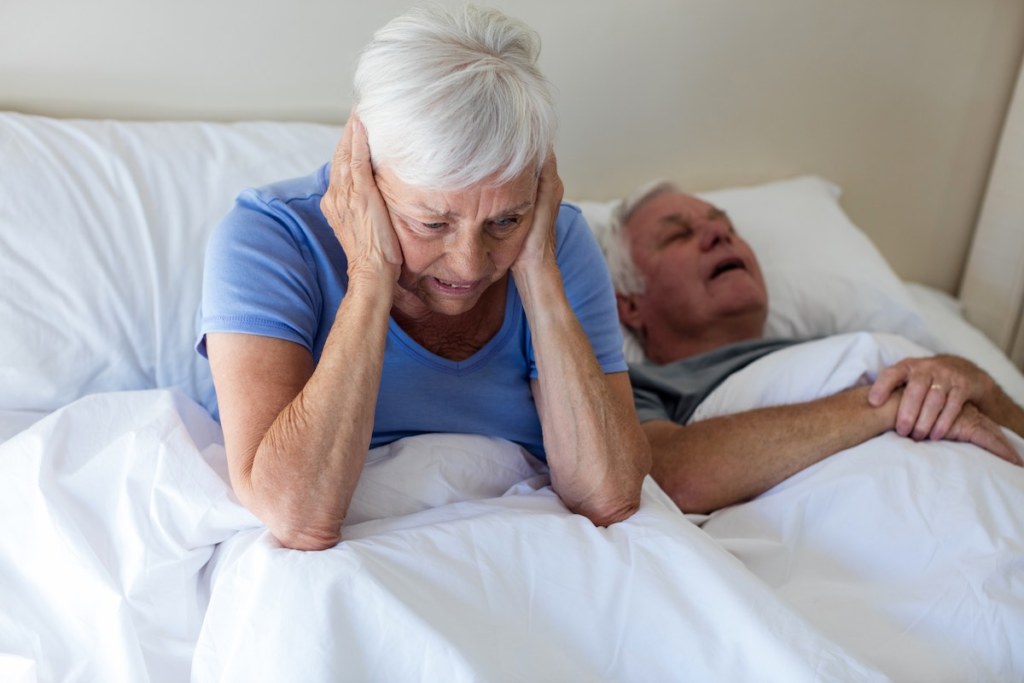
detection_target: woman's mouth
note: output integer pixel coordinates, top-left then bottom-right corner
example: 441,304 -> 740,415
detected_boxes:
431,277 -> 479,294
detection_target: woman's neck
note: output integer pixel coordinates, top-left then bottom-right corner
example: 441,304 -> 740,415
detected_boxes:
391,277 -> 508,361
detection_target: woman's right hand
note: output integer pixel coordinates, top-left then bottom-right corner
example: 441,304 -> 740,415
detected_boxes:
320,113 -> 403,285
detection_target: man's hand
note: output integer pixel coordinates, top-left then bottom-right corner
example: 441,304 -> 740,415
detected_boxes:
942,403 -> 1022,466
320,113 -> 403,284
868,355 -> 994,441
510,152 -> 563,279
869,354 -> 1022,465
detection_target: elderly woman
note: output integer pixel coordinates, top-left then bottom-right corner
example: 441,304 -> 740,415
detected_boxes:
197,4 -> 649,550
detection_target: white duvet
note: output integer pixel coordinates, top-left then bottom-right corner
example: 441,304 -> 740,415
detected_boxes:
695,332 -> 1024,682
1,332 -> 1021,682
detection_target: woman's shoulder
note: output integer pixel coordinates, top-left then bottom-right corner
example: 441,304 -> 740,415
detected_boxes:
556,201 -> 584,227
238,163 -> 330,212
554,201 -> 601,255
216,163 -> 334,248
206,162 -> 341,288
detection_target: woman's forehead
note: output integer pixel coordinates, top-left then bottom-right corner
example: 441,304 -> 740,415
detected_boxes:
378,165 -> 537,215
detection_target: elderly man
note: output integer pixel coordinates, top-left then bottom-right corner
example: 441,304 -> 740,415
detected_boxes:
600,181 -> 1024,514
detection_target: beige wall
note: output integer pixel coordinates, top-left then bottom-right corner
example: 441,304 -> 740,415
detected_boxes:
3,0 -> 1023,293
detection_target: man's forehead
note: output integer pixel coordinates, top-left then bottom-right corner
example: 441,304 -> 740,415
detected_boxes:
630,192 -> 713,234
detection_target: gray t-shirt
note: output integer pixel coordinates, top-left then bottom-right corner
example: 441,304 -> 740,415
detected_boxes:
629,338 -> 803,425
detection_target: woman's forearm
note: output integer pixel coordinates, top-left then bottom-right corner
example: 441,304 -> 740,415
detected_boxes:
246,278 -> 393,549
516,263 -> 650,525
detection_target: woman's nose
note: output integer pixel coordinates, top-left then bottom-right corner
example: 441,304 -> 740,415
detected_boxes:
448,231 -> 489,279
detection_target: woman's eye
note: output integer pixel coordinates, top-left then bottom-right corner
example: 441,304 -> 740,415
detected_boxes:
492,217 -> 520,229
421,222 -> 446,230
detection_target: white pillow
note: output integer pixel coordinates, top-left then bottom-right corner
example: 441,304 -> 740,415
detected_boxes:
0,112 -> 341,412
575,176 -> 939,363
0,111 -> 936,411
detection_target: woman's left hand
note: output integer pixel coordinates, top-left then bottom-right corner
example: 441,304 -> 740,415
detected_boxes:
509,151 -> 648,526
868,354 -> 995,441
511,153 -> 564,277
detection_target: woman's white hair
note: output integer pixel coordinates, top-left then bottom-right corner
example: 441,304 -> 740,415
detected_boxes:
600,179 -> 681,296
353,3 -> 557,189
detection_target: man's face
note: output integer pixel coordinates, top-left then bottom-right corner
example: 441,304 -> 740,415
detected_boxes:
621,191 -> 768,342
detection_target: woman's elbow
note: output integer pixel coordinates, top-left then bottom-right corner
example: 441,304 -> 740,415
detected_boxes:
272,525 -> 342,551
234,480 -> 343,550
572,478 -> 645,526
579,497 -> 642,527
274,528 -> 342,548
581,447 -> 650,525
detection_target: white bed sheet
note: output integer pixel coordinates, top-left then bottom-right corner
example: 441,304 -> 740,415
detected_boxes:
0,409 -> 47,444
0,390 -> 883,683
694,331 -> 1024,682
2,331 -> 1022,681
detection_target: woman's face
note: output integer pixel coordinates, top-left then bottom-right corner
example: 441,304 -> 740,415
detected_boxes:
376,166 -> 538,318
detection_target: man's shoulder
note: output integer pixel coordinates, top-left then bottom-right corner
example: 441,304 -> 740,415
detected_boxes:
627,337 -> 807,425
632,337 -> 805,374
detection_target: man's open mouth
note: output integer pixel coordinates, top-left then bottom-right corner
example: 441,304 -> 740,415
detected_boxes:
710,258 -> 745,279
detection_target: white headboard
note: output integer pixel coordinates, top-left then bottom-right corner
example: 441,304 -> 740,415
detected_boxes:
2,0 -> 1023,296
960,56 -> 1024,367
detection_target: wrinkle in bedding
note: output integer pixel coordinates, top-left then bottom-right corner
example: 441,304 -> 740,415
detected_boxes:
0,389 -> 883,683
699,332 -> 1024,682
2,332 -> 1020,682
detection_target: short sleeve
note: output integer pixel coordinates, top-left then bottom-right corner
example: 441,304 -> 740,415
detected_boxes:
552,204 -> 628,375
197,189 -> 322,357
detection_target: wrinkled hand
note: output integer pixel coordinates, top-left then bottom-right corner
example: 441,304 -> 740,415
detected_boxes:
320,113 -> 403,284
868,354 -> 994,441
511,153 -> 564,277
943,402 -> 1022,466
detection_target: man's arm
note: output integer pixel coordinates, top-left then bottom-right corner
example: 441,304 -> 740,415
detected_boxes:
647,386 -> 897,514
983,391 -> 1024,439
651,374 -> 1022,514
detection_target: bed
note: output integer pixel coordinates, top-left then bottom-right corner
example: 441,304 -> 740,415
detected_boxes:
2,110 -> 1023,682
3,2 -> 1024,681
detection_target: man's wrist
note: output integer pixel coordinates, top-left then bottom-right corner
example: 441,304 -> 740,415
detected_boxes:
846,384 -> 899,435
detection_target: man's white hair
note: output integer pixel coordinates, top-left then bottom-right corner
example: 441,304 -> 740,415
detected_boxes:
599,179 -> 682,296
353,4 -> 557,189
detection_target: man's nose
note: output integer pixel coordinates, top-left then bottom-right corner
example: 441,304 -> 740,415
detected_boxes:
699,219 -> 732,251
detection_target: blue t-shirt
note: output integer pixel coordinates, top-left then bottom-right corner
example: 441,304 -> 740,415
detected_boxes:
196,163 -> 626,459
